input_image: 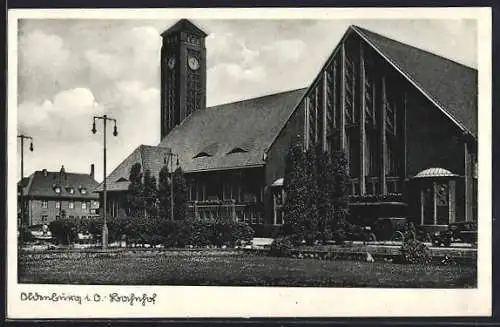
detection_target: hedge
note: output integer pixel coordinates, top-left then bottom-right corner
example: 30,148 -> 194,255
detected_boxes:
49,216 -> 254,248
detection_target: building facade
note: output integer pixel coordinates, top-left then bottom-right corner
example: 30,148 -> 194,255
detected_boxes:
99,20 -> 478,231
19,165 -> 100,226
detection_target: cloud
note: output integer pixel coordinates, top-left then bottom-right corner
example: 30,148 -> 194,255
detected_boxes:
18,87 -> 102,142
84,25 -> 162,88
261,39 -> 307,64
206,32 -> 259,69
19,30 -> 70,74
206,34 -> 309,105
17,82 -> 161,182
18,30 -> 79,102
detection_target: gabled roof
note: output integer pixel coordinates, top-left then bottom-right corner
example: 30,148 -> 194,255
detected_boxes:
161,19 -> 208,38
158,88 -> 307,173
20,169 -> 99,199
95,144 -> 172,192
351,25 -> 477,138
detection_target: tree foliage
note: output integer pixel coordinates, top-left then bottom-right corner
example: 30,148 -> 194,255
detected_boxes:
173,167 -> 188,221
282,135 -> 350,243
158,165 -> 172,220
143,169 -> 158,218
282,135 -> 309,241
127,163 -> 144,217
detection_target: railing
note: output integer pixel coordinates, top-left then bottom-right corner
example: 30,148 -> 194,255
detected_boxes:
187,200 -> 264,224
349,176 -> 403,197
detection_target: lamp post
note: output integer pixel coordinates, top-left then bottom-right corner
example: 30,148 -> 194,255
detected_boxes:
18,134 -> 34,229
92,115 -> 118,249
164,152 -> 179,220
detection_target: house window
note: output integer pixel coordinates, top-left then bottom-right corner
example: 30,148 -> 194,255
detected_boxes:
55,201 -> 61,209
82,202 -> 87,211
69,201 -> 74,209
42,200 -> 48,208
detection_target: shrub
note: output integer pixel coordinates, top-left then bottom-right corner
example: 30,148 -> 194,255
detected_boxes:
191,221 -> 215,247
234,223 -> 255,245
49,219 -> 77,245
319,229 -> 334,244
269,237 -> 294,257
400,240 -> 432,264
19,225 -> 34,243
332,229 -> 347,245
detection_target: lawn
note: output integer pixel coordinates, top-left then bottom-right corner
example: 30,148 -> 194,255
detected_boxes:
18,250 -> 476,288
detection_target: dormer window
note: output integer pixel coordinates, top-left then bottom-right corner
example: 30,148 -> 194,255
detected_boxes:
54,186 -> 61,194
193,152 -> 211,159
67,187 -> 75,194
80,188 -> 87,195
227,147 -> 248,155
116,177 -> 128,182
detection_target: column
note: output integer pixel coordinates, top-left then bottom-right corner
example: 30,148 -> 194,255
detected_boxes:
449,180 -> 456,224
273,192 -> 277,225
433,182 -> 438,225
232,199 -> 236,222
464,142 -> 473,222
322,70 -> 328,151
340,43 -> 346,151
304,98 -> 310,149
380,76 -> 388,195
420,186 -> 424,225
359,42 -> 367,195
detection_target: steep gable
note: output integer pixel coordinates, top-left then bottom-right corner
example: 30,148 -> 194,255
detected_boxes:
352,25 -> 477,138
95,145 -> 172,192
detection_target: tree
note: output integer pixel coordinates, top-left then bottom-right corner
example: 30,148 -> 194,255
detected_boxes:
158,165 -> 172,220
282,135 -> 309,241
173,167 -> 188,221
315,145 -> 333,237
143,169 -> 158,218
331,150 -> 350,227
127,163 -> 144,217
303,143 -> 320,244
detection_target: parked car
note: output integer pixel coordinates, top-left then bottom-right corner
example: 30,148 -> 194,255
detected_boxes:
372,217 -> 408,241
431,221 -> 477,247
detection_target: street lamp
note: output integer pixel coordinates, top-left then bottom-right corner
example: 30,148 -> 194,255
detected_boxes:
164,152 -> 179,220
18,134 -> 34,229
92,114 -> 118,249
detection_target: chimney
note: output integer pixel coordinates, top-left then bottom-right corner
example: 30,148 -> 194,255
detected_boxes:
42,169 -> 48,177
90,164 -> 95,179
60,165 -> 66,182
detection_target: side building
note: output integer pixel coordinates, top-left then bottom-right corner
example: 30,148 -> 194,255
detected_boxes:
97,20 -> 478,234
19,165 -> 100,226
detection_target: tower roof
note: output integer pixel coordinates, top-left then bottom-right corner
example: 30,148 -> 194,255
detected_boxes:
161,19 -> 208,37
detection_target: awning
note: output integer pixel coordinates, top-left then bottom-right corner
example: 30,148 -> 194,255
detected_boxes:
271,177 -> 284,187
412,167 -> 459,179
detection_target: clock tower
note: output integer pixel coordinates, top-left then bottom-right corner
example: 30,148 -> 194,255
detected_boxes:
160,19 -> 207,140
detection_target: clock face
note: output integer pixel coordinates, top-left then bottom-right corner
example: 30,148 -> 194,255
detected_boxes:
188,56 -> 200,70
167,57 -> 175,69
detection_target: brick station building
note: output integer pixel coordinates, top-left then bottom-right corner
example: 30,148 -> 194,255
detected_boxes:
98,19 -> 477,232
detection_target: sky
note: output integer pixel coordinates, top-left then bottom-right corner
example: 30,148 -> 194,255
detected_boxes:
16,17 -> 478,182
